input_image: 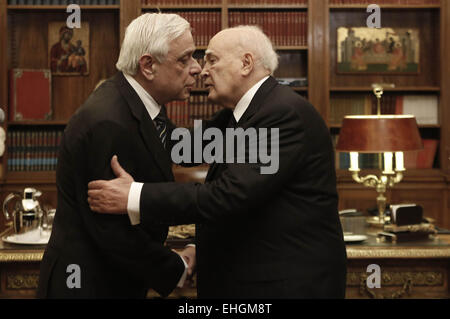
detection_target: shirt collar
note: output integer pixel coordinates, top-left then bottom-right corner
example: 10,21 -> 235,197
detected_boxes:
233,76 -> 270,123
123,73 -> 161,120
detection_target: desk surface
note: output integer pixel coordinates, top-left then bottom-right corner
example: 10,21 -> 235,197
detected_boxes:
1,228 -> 450,263
346,234 -> 450,259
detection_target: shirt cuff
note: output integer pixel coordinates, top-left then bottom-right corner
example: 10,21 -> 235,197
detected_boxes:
177,255 -> 189,288
127,182 -> 143,225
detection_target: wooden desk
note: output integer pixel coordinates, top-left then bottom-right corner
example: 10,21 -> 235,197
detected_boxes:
345,234 -> 450,299
1,228 -> 450,299
0,229 -> 43,299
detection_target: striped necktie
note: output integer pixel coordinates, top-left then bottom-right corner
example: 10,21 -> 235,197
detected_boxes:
154,108 -> 167,149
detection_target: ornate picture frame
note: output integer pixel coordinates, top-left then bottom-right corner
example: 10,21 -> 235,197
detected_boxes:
337,27 -> 420,74
48,22 -> 89,76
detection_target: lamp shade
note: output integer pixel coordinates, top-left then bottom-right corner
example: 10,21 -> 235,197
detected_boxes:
336,115 -> 423,153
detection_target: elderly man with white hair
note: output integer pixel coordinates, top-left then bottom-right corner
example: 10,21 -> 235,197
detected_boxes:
37,13 -> 215,298
88,26 -> 347,299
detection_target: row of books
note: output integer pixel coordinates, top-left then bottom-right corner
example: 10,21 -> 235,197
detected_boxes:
329,94 -> 439,126
144,0 -> 308,4
13,0 -> 437,6
143,0 -> 221,4
332,135 -> 439,169
329,0 -> 440,4
330,94 -> 397,125
331,135 -> 381,169
172,11 -> 221,47
6,129 -> 63,172
228,0 -> 308,4
337,153 -> 381,170
167,95 -> 223,128
397,95 -> 439,125
8,0 -> 119,4
229,11 -> 308,47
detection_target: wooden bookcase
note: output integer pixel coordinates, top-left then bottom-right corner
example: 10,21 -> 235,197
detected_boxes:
0,1 -> 123,228
141,0 -> 309,128
0,0 -> 449,230
326,0 -> 450,228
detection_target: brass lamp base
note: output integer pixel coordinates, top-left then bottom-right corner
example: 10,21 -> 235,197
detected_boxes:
366,216 -> 391,228
350,170 -> 402,229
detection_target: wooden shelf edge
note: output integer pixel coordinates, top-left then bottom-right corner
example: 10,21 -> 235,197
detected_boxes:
7,5 -> 120,10
276,46 -> 308,51
330,124 -> 441,129
228,4 -> 308,9
3,171 -> 56,183
142,5 -> 222,10
330,87 -> 441,92
329,4 -> 440,10
7,121 -> 67,126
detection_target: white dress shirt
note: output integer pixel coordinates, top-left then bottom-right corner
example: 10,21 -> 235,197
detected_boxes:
123,73 -> 188,288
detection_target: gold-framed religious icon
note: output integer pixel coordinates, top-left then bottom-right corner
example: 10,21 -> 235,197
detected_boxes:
48,22 -> 89,76
337,27 -> 420,74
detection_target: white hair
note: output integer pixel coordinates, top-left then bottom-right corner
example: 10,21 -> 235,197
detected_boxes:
228,25 -> 279,74
116,13 -> 190,76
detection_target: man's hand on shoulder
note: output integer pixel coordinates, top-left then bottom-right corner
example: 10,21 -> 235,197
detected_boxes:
87,155 -> 133,214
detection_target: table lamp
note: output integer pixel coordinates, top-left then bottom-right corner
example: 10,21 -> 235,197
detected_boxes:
336,85 -> 423,226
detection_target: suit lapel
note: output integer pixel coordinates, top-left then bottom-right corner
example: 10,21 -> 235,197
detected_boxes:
205,113 -> 235,181
205,157 -> 220,182
237,76 -> 278,126
205,76 -> 279,182
113,72 -> 173,180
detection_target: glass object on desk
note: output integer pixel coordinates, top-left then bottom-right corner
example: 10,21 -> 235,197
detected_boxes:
339,209 -> 367,236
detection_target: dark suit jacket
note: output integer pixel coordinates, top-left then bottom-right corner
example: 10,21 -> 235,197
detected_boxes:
37,72 -> 185,298
138,76 -> 347,299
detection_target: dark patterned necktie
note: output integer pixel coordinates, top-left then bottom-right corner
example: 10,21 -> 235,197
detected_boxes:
154,108 -> 167,149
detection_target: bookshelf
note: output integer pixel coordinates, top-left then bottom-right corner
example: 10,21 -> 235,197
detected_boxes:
0,0 -> 449,230
0,0 -> 124,228
7,5 -> 120,10
327,0 -> 450,227
141,0 -> 310,127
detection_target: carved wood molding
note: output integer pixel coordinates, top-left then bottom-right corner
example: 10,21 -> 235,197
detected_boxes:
347,271 -> 444,287
347,248 -> 450,259
6,274 -> 39,290
0,252 -> 43,263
